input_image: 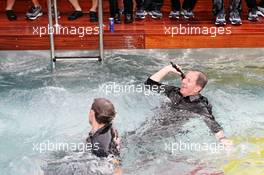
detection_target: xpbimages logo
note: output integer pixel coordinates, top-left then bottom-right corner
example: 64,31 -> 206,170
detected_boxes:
164,24 -> 232,37
98,82 -> 166,96
165,141 -> 225,154
32,140 -> 100,153
32,24 -> 100,37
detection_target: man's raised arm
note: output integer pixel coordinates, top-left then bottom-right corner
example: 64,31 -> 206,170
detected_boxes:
150,65 -> 182,82
145,65 -> 182,95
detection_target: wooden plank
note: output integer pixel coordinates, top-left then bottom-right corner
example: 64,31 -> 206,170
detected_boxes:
0,34 -> 145,50
145,34 -> 264,48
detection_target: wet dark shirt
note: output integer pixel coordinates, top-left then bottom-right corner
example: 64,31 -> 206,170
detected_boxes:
86,123 -> 120,157
144,77 -> 222,134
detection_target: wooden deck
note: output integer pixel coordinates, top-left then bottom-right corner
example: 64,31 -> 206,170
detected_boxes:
0,0 -> 264,50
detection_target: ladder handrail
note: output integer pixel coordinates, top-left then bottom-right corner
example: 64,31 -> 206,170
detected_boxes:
47,0 -> 55,69
98,0 -> 104,61
47,0 -> 104,70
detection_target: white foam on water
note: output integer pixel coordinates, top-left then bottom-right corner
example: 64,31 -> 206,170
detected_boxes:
0,49 -> 264,175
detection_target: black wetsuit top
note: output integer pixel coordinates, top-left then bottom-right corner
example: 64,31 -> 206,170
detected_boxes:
144,77 -> 223,134
86,123 -> 120,157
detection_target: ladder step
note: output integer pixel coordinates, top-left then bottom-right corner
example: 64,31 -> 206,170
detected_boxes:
53,56 -> 101,62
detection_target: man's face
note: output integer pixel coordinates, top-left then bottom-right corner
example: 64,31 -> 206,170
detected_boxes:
180,71 -> 202,97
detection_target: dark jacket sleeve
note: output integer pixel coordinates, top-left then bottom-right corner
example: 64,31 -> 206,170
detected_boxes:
144,77 -> 178,98
200,98 -> 223,134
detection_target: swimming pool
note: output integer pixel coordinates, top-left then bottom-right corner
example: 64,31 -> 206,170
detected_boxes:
0,49 -> 263,175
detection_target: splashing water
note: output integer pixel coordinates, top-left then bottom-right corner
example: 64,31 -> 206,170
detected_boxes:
0,49 -> 264,175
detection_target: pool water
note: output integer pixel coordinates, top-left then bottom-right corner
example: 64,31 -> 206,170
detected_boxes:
0,49 -> 263,175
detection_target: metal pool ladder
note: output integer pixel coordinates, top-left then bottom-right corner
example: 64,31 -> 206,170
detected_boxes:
47,0 -> 104,70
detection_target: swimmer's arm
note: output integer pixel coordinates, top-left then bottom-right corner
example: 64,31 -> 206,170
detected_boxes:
203,116 -> 233,146
150,65 -> 182,82
202,102 -> 233,147
146,65 -> 182,97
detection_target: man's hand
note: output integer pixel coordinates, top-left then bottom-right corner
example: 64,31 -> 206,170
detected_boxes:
167,64 -> 183,76
215,130 -> 233,147
220,138 -> 233,147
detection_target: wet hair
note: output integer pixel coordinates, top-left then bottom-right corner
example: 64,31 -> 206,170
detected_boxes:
91,98 -> 116,124
195,71 -> 208,89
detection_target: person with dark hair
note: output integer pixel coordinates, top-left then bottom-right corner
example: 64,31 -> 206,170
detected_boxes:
5,0 -> 43,21
144,64 -> 233,147
86,98 -> 120,158
42,98 -> 121,175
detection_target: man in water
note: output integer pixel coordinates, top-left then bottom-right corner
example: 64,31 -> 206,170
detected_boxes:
144,64 -> 233,147
86,98 -> 120,158
43,98 -> 121,175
